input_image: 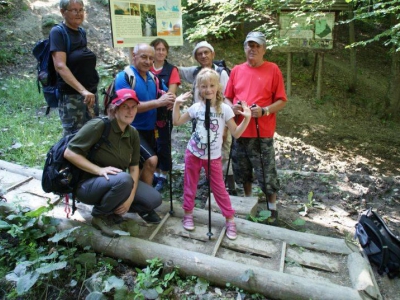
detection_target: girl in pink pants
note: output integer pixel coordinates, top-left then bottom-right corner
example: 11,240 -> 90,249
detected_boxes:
172,69 -> 251,240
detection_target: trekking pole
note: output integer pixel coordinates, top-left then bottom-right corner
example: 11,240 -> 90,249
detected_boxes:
224,103 -> 241,187
167,110 -> 174,215
224,136 -> 234,187
205,99 -> 213,240
252,104 -> 270,211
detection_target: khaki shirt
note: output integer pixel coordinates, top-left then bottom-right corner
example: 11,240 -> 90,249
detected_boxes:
68,118 -> 140,177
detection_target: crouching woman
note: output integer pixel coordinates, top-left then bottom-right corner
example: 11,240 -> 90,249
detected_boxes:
64,89 -> 162,237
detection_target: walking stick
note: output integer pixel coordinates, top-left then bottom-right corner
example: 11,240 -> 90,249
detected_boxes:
205,99 -> 213,240
224,111 -> 239,188
167,110 -> 174,215
224,137 -> 233,187
252,104 -> 270,211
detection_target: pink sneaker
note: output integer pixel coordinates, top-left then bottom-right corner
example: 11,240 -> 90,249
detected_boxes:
182,214 -> 195,231
226,221 -> 237,240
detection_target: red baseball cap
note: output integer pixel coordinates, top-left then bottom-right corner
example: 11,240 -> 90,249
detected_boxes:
112,89 -> 140,106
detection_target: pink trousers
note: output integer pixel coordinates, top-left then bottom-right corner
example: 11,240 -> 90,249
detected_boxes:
183,150 -> 235,218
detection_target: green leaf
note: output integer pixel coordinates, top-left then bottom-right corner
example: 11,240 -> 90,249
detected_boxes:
103,276 -> 125,292
194,277 -> 209,295
0,220 -> 11,229
16,271 -> 39,295
25,206 -> 50,217
48,226 -> 80,242
259,210 -> 271,218
36,261 -> 67,274
293,218 -> 306,226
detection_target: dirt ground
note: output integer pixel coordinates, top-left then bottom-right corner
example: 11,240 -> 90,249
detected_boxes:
1,0 -> 400,299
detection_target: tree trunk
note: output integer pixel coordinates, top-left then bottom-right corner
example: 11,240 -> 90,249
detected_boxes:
348,10 -> 357,93
385,14 -> 400,117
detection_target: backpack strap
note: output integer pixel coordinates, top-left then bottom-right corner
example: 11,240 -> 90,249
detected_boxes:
124,66 -> 136,89
55,24 -> 71,54
88,118 -> 112,157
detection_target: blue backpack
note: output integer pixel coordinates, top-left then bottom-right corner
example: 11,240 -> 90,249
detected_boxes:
32,24 -> 85,114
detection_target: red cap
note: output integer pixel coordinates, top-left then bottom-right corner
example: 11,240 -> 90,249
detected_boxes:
112,89 -> 140,106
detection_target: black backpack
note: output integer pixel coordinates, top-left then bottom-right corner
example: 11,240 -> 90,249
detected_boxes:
42,118 -> 111,214
32,24 -> 85,115
192,59 -> 231,78
355,208 -> 400,278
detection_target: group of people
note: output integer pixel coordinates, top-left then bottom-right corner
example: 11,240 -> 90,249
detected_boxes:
50,0 -> 287,240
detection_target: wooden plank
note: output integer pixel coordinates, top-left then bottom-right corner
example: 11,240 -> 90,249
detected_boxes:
221,234 -> 280,258
6,176 -> 33,192
211,226 -> 225,257
286,265 -> 343,286
286,247 -> 340,273
217,248 -> 278,270
149,212 -> 170,241
280,242 -> 287,272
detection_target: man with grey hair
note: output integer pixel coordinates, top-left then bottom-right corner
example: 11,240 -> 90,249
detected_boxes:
225,31 -> 288,224
179,41 -> 236,194
114,43 -> 175,223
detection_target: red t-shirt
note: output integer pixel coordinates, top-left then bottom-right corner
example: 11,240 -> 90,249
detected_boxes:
224,61 -> 287,138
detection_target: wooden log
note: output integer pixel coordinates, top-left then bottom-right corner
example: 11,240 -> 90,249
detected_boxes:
208,193 -> 258,217
53,218 -> 363,300
0,159 -> 42,181
348,252 -> 382,299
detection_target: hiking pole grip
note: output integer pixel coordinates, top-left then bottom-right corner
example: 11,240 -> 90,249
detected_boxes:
205,99 -> 213,240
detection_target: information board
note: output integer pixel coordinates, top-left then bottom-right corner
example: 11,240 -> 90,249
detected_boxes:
109,0 -> 183,47
279,12 -> 335,50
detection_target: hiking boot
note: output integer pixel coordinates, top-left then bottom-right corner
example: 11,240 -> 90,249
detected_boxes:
182,214 -> 195,231
155,177 -> 167,192
112,214 -> 126,224
267,210 -> 278,225
226,221 -> 237,240
138,210 -> 161,224
92,214 -> 127,237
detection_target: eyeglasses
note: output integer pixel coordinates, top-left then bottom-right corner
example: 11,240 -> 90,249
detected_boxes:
65,8 -> 85,15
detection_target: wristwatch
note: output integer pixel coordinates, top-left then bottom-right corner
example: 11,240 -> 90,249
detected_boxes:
262,106 -> 270,116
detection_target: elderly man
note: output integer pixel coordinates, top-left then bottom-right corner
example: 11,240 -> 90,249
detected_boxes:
114,43 -> 175,212
225,32 -> 288,224
179,41 -> 236,194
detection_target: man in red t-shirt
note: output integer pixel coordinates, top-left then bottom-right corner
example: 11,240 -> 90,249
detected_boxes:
225,31 -> 287,224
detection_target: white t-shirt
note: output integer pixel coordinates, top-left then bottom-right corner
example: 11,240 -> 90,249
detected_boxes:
186,102 -> 234,159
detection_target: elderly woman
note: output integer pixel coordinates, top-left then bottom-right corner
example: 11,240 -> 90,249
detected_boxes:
64,89 -> 162,237
50,0 -> 99,136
